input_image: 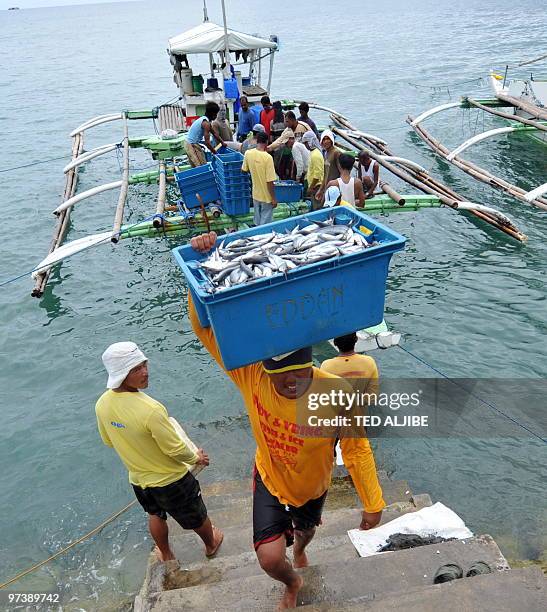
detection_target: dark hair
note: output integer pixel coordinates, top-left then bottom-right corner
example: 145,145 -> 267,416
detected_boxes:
256,131 -> 269,144
359,150 -> 371,160
272,101 -> 284,123
285,110 -> 296,121
339,153 -> 356,171
298,101 -> 309,113
333,333 -> 358,353
261,95 -> 271,106
204,101 -> 220,120
240,95 -> 248,103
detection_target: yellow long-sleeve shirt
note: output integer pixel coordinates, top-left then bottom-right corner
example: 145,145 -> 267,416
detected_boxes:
189,296 -> 385,512
95,390 -> 198,488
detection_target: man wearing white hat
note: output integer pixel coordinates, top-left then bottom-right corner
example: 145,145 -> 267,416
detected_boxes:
95,342 -> 223,562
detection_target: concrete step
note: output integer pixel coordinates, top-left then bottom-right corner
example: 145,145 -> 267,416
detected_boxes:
146,535 -> 509,611
170,476 -> 415,534
163,534 -> 357,591
168,499 -> 429,566
136,498 -> 432,606
297,567 -> 546,612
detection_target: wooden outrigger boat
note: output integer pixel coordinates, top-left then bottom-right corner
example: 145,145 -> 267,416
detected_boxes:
31,4 -> 528,299
407,54 -> 547,211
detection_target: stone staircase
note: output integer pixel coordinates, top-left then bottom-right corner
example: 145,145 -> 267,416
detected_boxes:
134,473 -> 545,611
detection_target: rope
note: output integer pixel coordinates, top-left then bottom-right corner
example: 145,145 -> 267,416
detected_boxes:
0,501 -> 137,589
0,214 -> 157,288
408,77 -> 484,91
0,422 -> 233,588
0,154 -> 71,174
513,53 -> 547,68
398,344 -> 546,444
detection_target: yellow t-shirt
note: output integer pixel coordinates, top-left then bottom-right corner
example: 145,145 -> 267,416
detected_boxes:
189,296 -> 385,513
95,390 -> 198,488
242,148 -> 277,203
306,148 -> 324,188
320,353 -> 379,395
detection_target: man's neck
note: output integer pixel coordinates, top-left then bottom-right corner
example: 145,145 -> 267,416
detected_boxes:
338,351 -> 355,357
113,385 -> 139,393
257,144 -> 268,152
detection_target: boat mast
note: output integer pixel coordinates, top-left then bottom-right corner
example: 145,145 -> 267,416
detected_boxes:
202,0 -> 209,21
221,0 -> 231,78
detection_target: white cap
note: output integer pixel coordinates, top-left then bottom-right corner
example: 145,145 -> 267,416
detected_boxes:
324,186 -> 341,207
101,342 -> 147,389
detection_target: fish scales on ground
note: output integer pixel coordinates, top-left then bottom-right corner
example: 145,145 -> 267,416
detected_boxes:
196,215 -> 380,291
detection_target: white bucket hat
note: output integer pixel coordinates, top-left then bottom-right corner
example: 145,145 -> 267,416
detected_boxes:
101,342 -> 147,389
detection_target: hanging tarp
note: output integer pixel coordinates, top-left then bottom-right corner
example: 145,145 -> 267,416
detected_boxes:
168,22 -> 277,55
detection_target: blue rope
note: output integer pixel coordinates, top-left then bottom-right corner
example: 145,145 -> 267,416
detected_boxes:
398,344 -> 546,444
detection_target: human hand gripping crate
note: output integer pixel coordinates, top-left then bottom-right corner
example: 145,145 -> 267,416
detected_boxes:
172,208 -> 406,370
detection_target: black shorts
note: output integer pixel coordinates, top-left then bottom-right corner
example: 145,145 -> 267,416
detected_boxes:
252,468 -> 327,550
133,472 -> 207,530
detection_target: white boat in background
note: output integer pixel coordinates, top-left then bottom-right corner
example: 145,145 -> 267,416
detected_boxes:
407,54 -> 547,209
167,3 -> 278,124
489,65 -> 547,145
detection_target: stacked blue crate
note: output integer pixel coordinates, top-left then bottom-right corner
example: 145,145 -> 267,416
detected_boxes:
175,163 -> 220,209
212,151 -> 251,216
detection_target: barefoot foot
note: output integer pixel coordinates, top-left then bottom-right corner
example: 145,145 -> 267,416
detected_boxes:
293,549 -> 309,569
205,526 -> 224,558
154,545 -> 176,562
277,574 -> 304,610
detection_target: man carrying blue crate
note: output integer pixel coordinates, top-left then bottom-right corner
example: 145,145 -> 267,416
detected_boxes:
241,131 -> 278,226
188,231 -> 385,610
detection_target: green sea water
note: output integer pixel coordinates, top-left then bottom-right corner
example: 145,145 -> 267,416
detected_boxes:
0,0 -> 546,608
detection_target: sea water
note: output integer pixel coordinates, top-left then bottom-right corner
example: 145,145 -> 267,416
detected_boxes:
0,0 -> 546,608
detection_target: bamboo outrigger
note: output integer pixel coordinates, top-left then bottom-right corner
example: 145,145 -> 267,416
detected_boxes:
407,55 -> 547,210
31,15 -> 530,298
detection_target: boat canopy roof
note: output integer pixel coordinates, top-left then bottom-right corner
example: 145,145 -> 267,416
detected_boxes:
168,22 -> 277,55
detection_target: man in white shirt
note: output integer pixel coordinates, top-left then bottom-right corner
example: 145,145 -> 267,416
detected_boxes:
286,135 -> 310,183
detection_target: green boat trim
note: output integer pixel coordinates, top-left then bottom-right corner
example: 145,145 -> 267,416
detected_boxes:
118,196 -> 443,241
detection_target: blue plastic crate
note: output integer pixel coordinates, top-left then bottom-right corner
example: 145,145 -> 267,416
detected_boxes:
212,151 -> 244,173
205,147 -> 230,162
172,208 -> 406,370
215,173 -> 250,188
274,180 -> 303,203
175,163 -> 220,209
221,198 -> 251,216
218,182 -> 251,199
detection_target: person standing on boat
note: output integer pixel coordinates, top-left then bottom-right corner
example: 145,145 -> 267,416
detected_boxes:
259,95 -> 275,139
297,101 -> 320,138
241,131 -> 279,225
317,129 -> 341,202
184,102 -> 224,167
241,123 -> 267,154
211,103 -> 234,144
184,248 -> 385,609
95,342 -> 223,562
286,135 -> 310,183
268,111 -> 312,151
325,153 -> 366,207
270,101 -> 286,141
357,150 -> 379,200
236,96 -> 255,142
302,131 -> 325,210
